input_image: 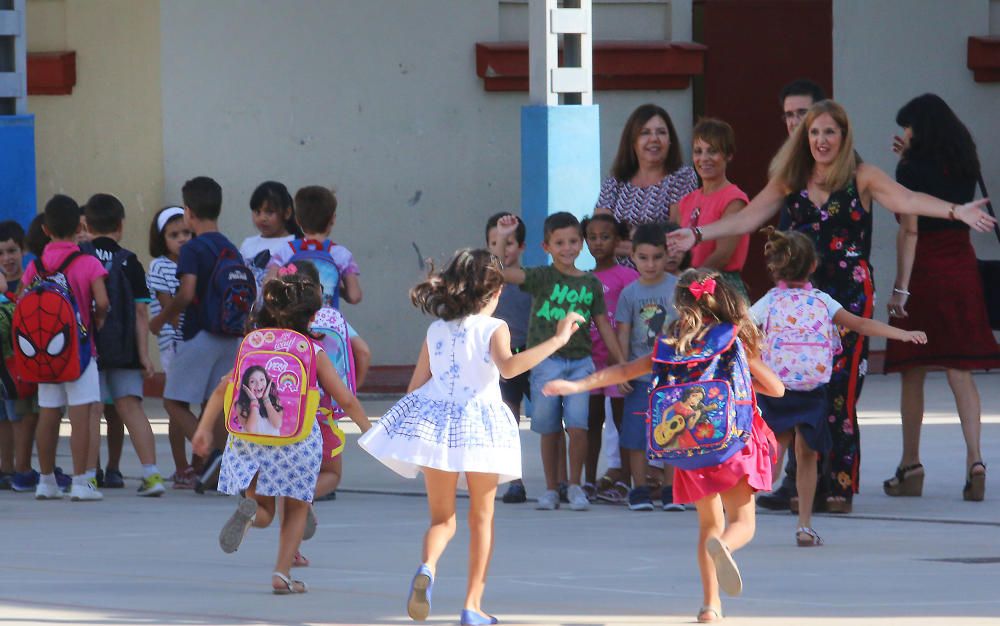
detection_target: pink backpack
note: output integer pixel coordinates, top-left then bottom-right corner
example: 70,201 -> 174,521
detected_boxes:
761,285 -> 841,391
224,328 -> 320,445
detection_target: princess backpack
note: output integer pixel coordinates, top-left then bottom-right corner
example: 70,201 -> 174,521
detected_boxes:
646,323 -> 756,470
224,328 -> 320,445
760,284 -> 840,391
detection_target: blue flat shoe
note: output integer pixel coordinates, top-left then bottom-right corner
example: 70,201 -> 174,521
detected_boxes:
460,609 -> 499,625
407,564 -> 433,621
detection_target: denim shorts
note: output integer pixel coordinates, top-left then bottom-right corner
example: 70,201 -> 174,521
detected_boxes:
99,368 -> 145,401
620,379 -> 652,451
528,356 -> 594,434
164,330 -> 241,406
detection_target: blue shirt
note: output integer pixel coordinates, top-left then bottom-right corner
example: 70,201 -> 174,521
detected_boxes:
176,231 -> 241,340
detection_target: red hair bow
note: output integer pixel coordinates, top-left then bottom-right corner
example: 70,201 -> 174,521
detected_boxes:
688,277 -> 717,300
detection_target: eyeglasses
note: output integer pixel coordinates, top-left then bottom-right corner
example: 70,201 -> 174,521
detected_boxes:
782,108 -> 809,122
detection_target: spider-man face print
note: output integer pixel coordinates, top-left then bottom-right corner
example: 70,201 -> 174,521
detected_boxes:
14,289 -> 83,382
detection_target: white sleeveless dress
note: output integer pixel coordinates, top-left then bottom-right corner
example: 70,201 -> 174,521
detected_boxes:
359,315 -> 521,486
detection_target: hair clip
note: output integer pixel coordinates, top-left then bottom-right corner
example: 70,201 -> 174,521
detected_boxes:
278,263 -> 298,276
688,277 -> 717,300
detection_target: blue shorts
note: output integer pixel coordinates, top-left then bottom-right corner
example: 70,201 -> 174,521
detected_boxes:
528,356 -> 594,434
620,380 -> 652,451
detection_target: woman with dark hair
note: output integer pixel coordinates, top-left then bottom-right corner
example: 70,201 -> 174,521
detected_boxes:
596,104 -> 698,261
883,93 -> 998,502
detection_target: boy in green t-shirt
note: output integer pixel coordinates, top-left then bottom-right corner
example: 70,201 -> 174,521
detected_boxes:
496,213 -> 625,511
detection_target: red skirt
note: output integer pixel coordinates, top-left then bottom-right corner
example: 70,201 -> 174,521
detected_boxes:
885,229 -> 1000,372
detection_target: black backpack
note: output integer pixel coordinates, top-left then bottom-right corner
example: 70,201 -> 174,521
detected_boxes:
81,243 -> 137,369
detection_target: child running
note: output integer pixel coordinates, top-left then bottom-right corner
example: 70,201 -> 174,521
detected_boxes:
359,248 -> 584,625
581,214 -> 637,499
752,228 -> 926,546
192,272 -> 371,594
544,268 -> 785,623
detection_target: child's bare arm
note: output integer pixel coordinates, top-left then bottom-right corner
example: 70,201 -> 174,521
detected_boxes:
832,309 -> 927,344
615,322 -> 634,393
152,275 -> 194,335
542,354 -> 653,396
193,372 -> 232,455
349,335 -> 371,388
594,314 -> 625,365
341,273 -> 362,304
407,342 -> 432,392
490,313 -> 584,379
747,354 -> 784,397
317,352 -> 370,433
91,277 -> 109,330
502,267 -> 526,285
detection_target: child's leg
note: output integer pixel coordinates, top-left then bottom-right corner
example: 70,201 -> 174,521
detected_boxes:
104,404 -> 125,471
35,407 -> 61,475
247,478 -> 277,528
718,477 -> 756,552
464,471 -> 500,614
694,494 -> 725,610
540,433 -> 561,490
114,396 -> 158,467
628,449 -> 648,488
0,421 -> 13,474
585,395 -> 604,485
773,431 -> 793,483
421,467 -> 459,573
315,454 -> 342,498
13,412 -> 36,474
273,497 -> 309,589
168,420 -> 190,473
608,397 -> 628,481
566,427 -> 588,486
556,430 -> 568,485
86,402 -> 101,473
794,427 -> 818,530
67,403 -> 93,476
164,399 -> 198,441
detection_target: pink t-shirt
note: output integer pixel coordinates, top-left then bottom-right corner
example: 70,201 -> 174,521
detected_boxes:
590,264 -> 639,367
21,241 -> 108,335
677,183 -> 750,271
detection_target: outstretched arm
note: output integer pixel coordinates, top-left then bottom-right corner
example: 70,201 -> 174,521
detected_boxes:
859,163 -> 994,231
747,355 -> 784,398
542,354 -> 653,396
317,352 -> 371,433
490,313 -> 584,379
667,177 -> 786,253
832,308 -> 926,344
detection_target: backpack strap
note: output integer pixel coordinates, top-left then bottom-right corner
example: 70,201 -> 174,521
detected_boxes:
55,251 -> 84,275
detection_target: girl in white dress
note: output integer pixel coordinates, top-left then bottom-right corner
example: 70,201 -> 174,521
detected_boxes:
359,248 -> 584,626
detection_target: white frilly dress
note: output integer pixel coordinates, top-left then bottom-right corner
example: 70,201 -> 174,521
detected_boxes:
358,315 -> 522,487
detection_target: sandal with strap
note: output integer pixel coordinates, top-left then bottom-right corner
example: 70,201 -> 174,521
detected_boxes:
596,481 -> 629,504
697,606 -> 724,623
795,526 -> 823,547
963,462 -> 986,502
292,550 -> 310,567
883,463 -> 924,497
272,571 -> 308,594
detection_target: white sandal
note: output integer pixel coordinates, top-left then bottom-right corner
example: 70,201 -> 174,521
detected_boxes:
272,571 -> 308,594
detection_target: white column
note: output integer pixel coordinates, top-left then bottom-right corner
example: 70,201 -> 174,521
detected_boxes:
529,0 -> 593,106
0,0 -> 27,114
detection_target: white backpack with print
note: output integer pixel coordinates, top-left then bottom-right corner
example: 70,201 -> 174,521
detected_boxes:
761,286 -> 841,391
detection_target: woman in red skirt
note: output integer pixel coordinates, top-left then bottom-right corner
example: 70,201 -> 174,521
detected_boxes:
884,93 -> 1000,502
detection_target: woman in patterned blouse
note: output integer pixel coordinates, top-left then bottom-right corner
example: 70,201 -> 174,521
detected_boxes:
595,103 -> 698,262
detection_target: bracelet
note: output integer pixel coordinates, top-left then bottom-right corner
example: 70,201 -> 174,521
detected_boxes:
693,226 -> 704,245
893,287 -> 910,296
948,204 -> 958,221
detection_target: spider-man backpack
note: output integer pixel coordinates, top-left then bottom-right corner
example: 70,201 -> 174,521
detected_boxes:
13,253 -> 92,383
287,239 -> 342,309
646,323 -> 755,470
0,296 -> 37,398
223,328 -> 320,445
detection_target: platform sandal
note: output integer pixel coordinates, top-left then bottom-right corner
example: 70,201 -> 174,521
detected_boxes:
963,462 -> 986,502
795,526 -> 823,547
883,463 -> 924,497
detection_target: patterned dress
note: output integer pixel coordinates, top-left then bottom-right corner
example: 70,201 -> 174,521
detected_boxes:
358,315 -> 522,487
782,180 -> 872,499
596,166 -> 699,265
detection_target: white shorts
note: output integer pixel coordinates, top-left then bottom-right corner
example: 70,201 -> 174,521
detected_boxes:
37,360 -> 100,409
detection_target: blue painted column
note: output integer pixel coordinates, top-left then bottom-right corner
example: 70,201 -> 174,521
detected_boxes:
0,115 -> 37,229
520,104 -> 600,268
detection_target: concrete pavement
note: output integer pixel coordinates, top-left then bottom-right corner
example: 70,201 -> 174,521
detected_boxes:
0,370 -> 998,625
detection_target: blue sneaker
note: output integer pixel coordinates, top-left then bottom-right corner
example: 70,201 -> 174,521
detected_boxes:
103,468 -> 125,488
627,486 -> 655,511
661,485 -> 685,512
11,469 -> 39,492
54,468 -> 72,491
460,609 -> 499,625
407,564 -> 433,621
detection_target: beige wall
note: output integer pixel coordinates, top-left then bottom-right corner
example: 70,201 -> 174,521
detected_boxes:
26,0 -> 163,265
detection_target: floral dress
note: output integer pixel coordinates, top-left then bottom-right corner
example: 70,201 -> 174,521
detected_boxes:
782,180 -> 873,499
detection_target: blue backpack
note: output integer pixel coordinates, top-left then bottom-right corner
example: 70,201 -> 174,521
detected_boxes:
646,323 -> 755,470
80,243 -> 136,369
199,237 -> 256,336
287,239 -> 341,309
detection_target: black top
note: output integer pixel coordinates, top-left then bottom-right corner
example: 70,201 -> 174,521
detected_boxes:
895,157 -> 975,233
90,237 -> 153,300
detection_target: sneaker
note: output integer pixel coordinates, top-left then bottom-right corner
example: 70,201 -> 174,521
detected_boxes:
95,467 -> 105,488
502,482 -> 527,504
138,474 -> 166,497
11,470 -> 39,492
557,481 -> 569,503
596,481 -> 629,504
219,496 -> 257,553
195,449 -> 224,494
757,483 -> 794,510
54,467 -> 72,491
103,468 -> 125,489
35,481 -> 64,500
70,480 -> 104,501
567,484 -> 590,511
0,472 -> 11,490
172,466 -> 197,490
661,485 -> 685,512
627,486 -> 655,511
582,482 -> 597,501
535,489 -> 560,510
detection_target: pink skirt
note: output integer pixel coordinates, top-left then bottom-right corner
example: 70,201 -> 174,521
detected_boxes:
673,411 -> 775,504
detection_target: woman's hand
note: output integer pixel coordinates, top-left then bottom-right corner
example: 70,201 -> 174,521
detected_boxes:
955,199 -> 996,232
666,227 -> 696,255
543,379 -> 581,397
887,291 -> 909,318
902,330 -> 927,344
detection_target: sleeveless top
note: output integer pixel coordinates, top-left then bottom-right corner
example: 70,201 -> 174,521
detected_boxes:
782,179 -> 872,269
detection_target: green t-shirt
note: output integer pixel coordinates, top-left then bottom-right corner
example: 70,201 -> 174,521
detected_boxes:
520,265 -> 607,360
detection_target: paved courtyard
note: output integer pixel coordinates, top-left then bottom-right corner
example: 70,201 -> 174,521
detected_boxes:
1,371 -> 998,625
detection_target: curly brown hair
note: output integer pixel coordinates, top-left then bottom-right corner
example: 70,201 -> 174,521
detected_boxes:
253,274 -> 323,335
761,226 -> 816,284
410,248 -> 504,321
665,268 -> 761,356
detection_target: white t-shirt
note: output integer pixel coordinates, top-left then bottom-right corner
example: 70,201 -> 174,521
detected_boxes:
240,234 -> 296,264
750,286 -> 843,326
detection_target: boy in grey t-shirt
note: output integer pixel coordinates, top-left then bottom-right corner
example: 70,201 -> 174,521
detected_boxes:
614,223 -> 682,512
